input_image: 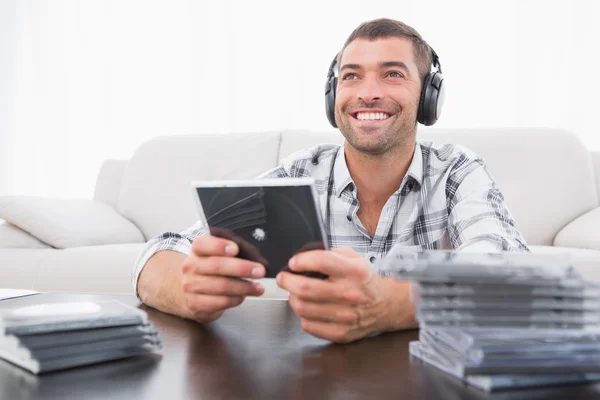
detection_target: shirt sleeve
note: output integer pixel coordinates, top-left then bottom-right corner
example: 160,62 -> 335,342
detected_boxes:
445,158 -> 529,252
131,219 -> 208,298
131,164 -> 291,298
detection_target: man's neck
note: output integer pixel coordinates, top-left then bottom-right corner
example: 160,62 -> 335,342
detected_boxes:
344,140 -> 416,205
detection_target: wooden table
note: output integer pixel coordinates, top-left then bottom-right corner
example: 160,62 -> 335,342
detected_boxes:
1,293 -> 600,400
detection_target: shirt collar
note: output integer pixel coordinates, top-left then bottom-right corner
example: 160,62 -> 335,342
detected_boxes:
333,142 -> 423,198
333,145 -> 354,197
406,142 -> 423,189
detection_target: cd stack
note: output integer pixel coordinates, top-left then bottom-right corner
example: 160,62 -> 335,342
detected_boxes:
0,300 -> 162,374
376,250 -> 600,392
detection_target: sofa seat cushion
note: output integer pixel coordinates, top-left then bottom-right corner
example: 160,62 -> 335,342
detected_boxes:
0,248 -> 51,289
0,241 -> 287,298
529,245 -> 600,283
34,243 -> 148,294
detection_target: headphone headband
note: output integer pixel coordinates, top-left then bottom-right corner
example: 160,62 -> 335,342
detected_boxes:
431,48 -> 442,74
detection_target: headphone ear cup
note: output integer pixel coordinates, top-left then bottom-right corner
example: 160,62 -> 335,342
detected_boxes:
417,71 -> 444,126
325,76 -> 338,128
417,72 -> 434,125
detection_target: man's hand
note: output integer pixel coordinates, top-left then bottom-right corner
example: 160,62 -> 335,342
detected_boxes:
180,235 -> 267,323
276,248 -> 417,343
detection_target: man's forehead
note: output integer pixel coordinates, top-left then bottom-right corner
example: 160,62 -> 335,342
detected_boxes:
340,37 -> 417,69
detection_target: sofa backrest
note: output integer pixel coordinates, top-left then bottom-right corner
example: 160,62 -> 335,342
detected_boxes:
93,159 -> 128,209
279,128 -> 598,246
116,127 -> 597,246
117,132 -> 282,240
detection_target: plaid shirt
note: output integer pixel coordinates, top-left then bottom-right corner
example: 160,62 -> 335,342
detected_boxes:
132,141 -> 529,294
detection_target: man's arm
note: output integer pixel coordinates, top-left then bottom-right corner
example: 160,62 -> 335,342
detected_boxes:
132,220 -> 207,319
137,250 -> 189,317
445,159 -> 529,252
132,221 -> 206,300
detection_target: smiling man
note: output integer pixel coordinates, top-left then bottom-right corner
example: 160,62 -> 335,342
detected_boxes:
133,18 -> 528,343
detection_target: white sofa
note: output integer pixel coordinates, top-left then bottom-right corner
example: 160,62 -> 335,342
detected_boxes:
2,127 -> 600,295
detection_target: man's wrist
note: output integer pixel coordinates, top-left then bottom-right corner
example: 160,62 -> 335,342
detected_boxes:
380,277 -> 418,332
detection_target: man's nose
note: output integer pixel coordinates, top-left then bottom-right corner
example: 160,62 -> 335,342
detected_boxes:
356,76 -> 384,103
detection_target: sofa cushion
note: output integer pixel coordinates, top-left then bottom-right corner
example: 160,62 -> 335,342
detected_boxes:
420,128 -> 597,246
529,245 -> 600,283
117,132 -> 283,240
34,243 -> 147,294
280,128 -> 597,246
0,248 -> 50,290
93,159 -> 128,209
553,207 -> 600,251
0,221 -> 50,248
1,242 -> 287,297
0,197 -> 145,248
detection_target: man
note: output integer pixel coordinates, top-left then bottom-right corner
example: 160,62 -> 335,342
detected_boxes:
133,18 -> 528,344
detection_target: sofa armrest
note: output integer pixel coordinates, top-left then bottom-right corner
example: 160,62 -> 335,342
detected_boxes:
0,221 -> 51,248
554,207 -> 600,250
93,159 -> 128,209
0,196 -> 145,248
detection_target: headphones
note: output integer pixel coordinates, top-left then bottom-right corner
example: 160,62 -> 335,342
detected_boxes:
325,47 -> 445,127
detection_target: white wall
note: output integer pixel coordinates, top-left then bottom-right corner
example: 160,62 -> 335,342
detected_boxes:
0,1 -> 18,195
2,0 -> 599,198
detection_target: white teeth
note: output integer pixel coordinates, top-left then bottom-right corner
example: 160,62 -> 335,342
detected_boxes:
356,112 -> 390,120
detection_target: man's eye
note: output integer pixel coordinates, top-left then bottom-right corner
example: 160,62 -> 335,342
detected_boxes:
342,73 -> 358,80
387,71 -> 403,78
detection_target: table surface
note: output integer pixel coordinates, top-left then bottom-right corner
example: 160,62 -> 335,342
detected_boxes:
1,293 -> 600,400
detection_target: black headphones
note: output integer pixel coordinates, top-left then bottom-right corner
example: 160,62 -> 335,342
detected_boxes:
325,47 -> 445,127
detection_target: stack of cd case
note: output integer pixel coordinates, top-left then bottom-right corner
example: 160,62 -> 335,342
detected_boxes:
375,249 -> 600,391
409,328 -> 600,392
0,300 -> 162,374
376,250 -> 600,329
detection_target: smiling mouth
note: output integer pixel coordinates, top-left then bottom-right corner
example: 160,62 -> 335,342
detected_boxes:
351,112 -> 392,121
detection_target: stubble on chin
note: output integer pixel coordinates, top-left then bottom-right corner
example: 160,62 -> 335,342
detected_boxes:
336,112 -> 417,156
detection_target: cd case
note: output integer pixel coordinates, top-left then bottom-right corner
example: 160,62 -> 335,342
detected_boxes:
191,178 -> 329,278
0,300 -> 161,374
415,333 -> 600,375
375,250 -> 580,286
409,341 -> 600,392
418,308 -> 600,325
415,282 -> 600,299
419,328 -> 600,366
0,300 -> 148,336
422,327 -> 600,357
418,296 -> 600,311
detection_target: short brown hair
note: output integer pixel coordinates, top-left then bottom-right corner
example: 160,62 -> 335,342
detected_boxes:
338,18 -> 433,84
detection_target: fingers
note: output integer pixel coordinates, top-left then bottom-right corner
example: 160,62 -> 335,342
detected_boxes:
193,234 -> 240,257
277,272 -> 359,304
182,275 -> 265,297
183,254 -> 266,279
195,233 -> 269,267
288,249 -> 370,280
287,250 -> 345,277
289,295 -> 359,325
